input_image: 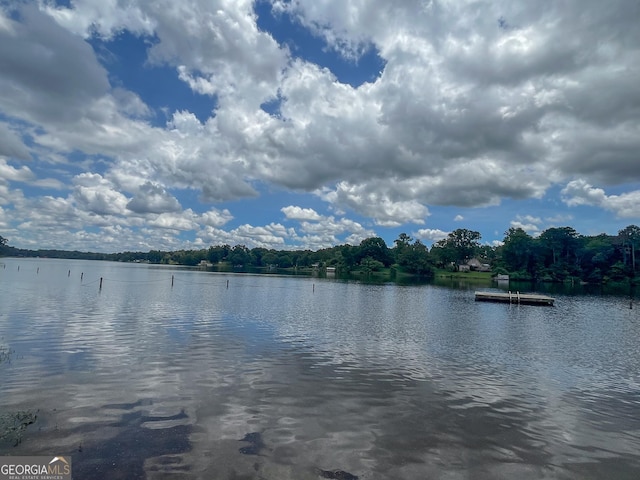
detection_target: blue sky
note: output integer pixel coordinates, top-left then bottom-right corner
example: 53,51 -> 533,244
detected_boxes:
0,0 -> 639,253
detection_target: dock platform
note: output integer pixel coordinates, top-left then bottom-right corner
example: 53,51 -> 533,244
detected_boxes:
475,291 -> 555,306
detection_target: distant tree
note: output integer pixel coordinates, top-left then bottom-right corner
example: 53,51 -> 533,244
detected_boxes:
337,245 -> 358,270
276,252 -> 293,268
450,229 -> 482,260
608,261 -> 628,282
476,244 -> 496,263
147,250 -> 165,263
288,251 -> 304,267
579,234 -> 616,282
229,245 -> 251,266
314,248 -> 336,266
359,256 -> 385,274
432,229 -> 481,266
356,237 -> 393,266
538,227 -> 579,265
501,227 -> 536,274
208,244 -> 230,263
393,233 -> 413,262
430,238 -> 458,268
398,240 -> 432,275
261,251 -> 278,266
177,250 -> 203,266
0,235 -> 8,257
536,227 -> 582,281
250,247 -> 269,266
294,250 -> 314,267
618,225 -> 640,273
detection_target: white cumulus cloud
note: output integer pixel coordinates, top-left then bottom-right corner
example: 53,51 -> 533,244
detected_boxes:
562,179 -> 640,219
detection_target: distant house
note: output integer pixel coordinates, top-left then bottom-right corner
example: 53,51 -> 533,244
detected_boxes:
459,258 -> 491,272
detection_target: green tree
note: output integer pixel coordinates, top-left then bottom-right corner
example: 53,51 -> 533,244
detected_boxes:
147,250 -> 165,263
618,225 -> 640,273
580,233 -> 618,283
501,227 -> 536,275
476,244 -> 498,264
261,251 -> 278,266
432,229 -> 481,266
250,247 -> 269,266
359,256 -> 385,274
337,245 -> 357,271
539,227 -> 579,266
294,250 -> 314,267
430,238 -> 458,268
229,245 -> 251,266
398,240 -> 432,275
177,250 -> 203,266
356,237 -> 393,266
450,228 -> 481,261
0,235 -> 7,256
608,261 -> 628,282
393,233 -> 413,263
536,227 -> 582,281
580,234 -> 616,282
208,245 -> 230,263
276,252 -> 293,268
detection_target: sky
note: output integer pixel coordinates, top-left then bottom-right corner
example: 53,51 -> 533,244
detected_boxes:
0,0 -> 639,253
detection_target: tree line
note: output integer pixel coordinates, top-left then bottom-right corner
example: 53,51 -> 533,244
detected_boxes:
1,225 -> 639,283
494,225 -> 639,283
428,225 -> 638,283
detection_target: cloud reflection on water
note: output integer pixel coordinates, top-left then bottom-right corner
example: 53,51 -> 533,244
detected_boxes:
1,258 -> 639,479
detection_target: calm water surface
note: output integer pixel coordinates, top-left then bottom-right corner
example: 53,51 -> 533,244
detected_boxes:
1,258 -> 639,479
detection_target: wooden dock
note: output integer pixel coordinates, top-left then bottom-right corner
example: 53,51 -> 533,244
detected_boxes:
475,291 -> 555,306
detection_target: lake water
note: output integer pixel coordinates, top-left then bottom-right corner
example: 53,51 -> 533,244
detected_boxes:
1,257 -> 639,479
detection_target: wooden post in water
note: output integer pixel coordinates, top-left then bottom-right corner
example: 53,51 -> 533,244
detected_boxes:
37,267 -> 39,274
68,269 -> 71,277
99,277 -> 103,290
226,279 -> 229,289
81,272 -> 83,281
171,275 -> 174,287
313,283 -> 315,293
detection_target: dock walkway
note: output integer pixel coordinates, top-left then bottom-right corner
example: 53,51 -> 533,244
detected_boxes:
475,291 -> 555,306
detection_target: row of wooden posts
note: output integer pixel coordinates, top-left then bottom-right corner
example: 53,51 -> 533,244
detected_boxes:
3,265 -> 318,293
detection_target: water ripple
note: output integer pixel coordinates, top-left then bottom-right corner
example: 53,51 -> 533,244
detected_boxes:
1,258 -> 640,478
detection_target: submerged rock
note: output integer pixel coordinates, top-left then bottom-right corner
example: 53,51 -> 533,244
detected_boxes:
0,410 -> 37,446
238,431 -> 265,455
315,468 -> 359,480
